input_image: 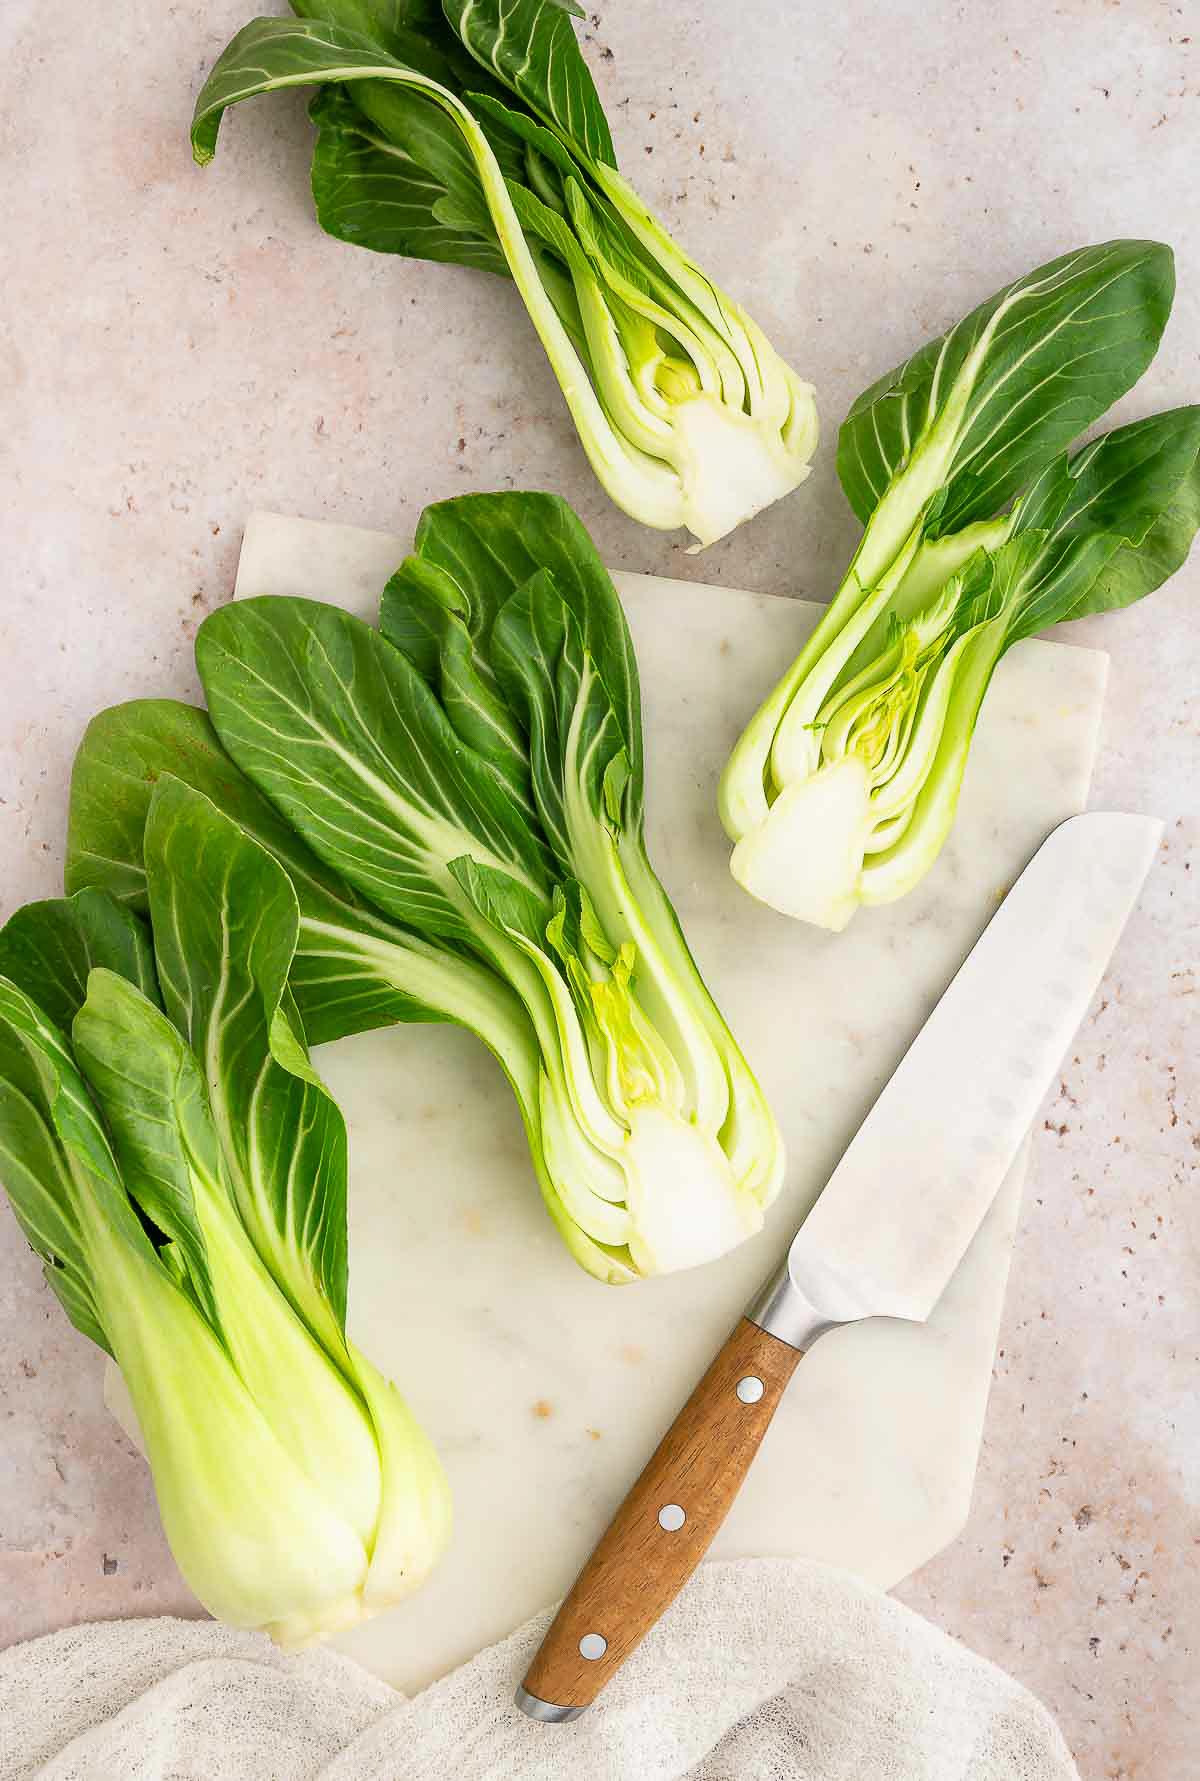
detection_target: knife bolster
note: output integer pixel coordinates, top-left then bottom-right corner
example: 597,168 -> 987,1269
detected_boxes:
745,1258 -> 842,1349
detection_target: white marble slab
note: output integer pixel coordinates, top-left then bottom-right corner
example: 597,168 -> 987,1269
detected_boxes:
183,511 -> 1105,1691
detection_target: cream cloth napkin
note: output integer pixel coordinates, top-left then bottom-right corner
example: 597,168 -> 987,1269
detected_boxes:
0,1559 -> 1076,1781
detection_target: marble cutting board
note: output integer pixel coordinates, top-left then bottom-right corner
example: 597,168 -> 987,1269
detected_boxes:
113,511 -> 1108,1692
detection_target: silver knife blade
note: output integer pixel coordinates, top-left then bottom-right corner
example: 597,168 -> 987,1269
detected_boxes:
782,812 -> 1161,1330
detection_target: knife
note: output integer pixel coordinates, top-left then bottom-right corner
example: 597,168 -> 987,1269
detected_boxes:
516,811 -> 1161,1721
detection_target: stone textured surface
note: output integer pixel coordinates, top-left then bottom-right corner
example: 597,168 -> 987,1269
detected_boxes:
0,1 -> 1195,1776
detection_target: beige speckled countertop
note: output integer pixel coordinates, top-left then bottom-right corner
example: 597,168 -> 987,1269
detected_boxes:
1,1 -> 1196,1774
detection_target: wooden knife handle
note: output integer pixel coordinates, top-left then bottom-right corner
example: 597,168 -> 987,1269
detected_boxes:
519,1317 -> 803,1718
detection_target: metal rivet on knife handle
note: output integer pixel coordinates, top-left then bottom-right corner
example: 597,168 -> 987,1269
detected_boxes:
657,1503 -> 686,1531
735,1375 -> 764,1403
578,1633 -> 607,1660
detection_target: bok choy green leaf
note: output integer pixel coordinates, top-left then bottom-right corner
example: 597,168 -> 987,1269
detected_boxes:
66,697 -> 537,1067
0,781 -> 450,1644
720,240 -> 1200,929
189,3 -> 817,547
183,491 -> 782,1280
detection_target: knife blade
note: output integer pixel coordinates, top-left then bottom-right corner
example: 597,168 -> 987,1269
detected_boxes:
751,809 -> 1164,1343
517,812 -> 1161,1721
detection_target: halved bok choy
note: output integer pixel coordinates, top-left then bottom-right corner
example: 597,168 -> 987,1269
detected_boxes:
720,239 -> 1200,928
187,492 -> 783,1278
189,2 -> 817,547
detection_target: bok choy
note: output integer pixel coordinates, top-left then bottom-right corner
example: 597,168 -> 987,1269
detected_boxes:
159,491 -> 780,1280
720,240 -> 1200,928
189,1 -> 817,547
0,779 -> 450,1643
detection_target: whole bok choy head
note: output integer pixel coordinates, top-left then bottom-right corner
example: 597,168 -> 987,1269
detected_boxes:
181,492 -> 782,1280
720,240 -> 1200,929
189,1 -> 817,548
0,779 -> 450,1644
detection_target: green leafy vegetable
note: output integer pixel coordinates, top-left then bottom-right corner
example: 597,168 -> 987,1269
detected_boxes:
189,4 -> 818,546
0,887 -> 160,1034
65,697 -> 537,1061
185,490 -> 782,1280
0,783 -> 450,1643
720,241 -> 1200,929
